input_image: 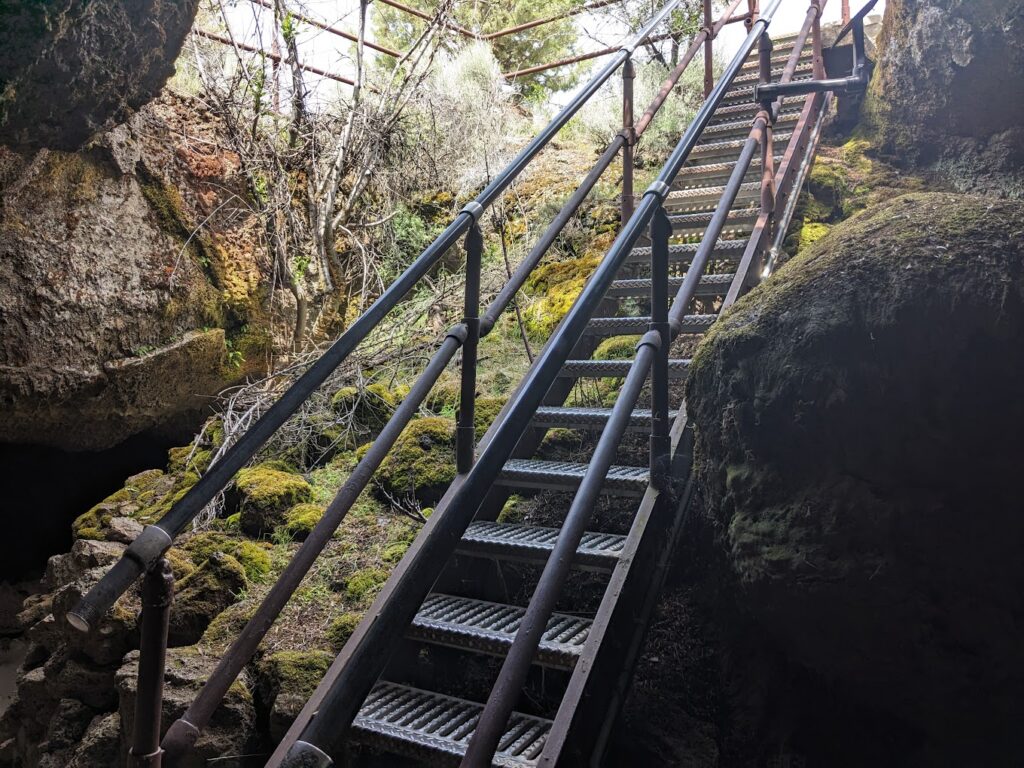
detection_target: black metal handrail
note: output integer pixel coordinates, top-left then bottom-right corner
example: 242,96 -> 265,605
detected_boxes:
274,3 -> 787,765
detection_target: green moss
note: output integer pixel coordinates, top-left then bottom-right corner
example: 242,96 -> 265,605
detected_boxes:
169,552 -> 248,645
257,649 -> 333,711
344,567 -> 389,604
374,417 -> 456,505
326,611 -> 363,651
523,254 -> 601,338
497,494 -> 525,524
167,446 -> 212,475
72,469 -> 172,540
423,378 -> 461,415
182,531 -> 273,581
381,542 -> 409,563
594,335 -> 640,361
799,222 -> 831,250
281,503 -> 325,540
473,396 -> 506,440
538,428 -> 582,460
235,465 -> 312,537
201,600 -> 258,650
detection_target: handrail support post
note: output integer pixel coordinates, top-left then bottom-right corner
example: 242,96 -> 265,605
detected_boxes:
757,32 -> 777,282
457,223 -> 483,474
702,0 -> 714,98
812,0 -> 826,79
129,558 -> 174,768
649,205 -> 672,490
621,57 -> 636,228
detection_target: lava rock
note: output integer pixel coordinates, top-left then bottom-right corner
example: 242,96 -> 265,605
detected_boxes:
686,192 -> 1024,764
0,0 -> 200,150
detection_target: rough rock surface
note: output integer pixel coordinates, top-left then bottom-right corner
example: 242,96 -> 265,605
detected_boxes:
0,94 -> 272,450
686,192 -> 1024,765
0,0 -> 200,150
865,0 -> 1024,195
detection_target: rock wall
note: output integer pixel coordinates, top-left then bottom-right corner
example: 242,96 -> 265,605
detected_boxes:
864,0 -> 1024,195
0,0 -> 200,150
0,94 -> 274,451
686,193 -> 1024,765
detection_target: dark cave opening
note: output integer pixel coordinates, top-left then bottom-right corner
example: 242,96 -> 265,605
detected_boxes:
0,432 -> 176,582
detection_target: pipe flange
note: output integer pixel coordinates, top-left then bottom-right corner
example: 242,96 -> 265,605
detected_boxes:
460,201 -> 484,223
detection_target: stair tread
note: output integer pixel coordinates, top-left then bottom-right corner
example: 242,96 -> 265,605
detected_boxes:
607,273 -> 734,297
352,681 -> 550,767
626,238 -> 748,263
459,521 -> 626,568
558,358 -> 691,378
409,593 -> 591,669
498,458 -> 650,495
533,405 -> 681,429
586,314 -> 717,336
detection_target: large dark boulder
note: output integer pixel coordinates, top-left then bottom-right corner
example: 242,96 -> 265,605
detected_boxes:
686,192 -> 1024,764
864,0 -> 1024,194
0,0 -> 200,151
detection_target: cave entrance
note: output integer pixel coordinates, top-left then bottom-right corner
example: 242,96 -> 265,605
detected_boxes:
0,433 -> 176,582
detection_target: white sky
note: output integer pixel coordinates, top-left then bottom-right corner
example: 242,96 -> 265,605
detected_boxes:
214,0 -> 885,104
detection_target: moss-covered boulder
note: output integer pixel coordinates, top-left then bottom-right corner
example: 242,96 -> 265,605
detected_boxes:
687,192 -> 1024,762
255,650 -> 333,742
179,531 -> 272,581
280,503 -> 326,540
168,552 -> 247,646
235,465 -> 312,537
374,417 -> 456,505
326,611 -> 362,651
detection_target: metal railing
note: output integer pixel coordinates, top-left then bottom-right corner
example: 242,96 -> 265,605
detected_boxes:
64,1 -> 753,766
271,1 -> 823,765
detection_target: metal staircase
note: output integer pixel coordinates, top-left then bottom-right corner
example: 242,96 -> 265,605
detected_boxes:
65,0 -> 876,766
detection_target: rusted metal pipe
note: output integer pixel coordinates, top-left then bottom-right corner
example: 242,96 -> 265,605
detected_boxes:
812,0 -> 826,78
504,28 -> 678,79
703,0 -> 714,98
635,0 -> 747,135
482,0 -> 622,40
621,57 -> 636,227
193,28 -> 360,87
128,559 -> 173,768
758,34 -> 776,236
374,0 -> 478,37
842,0 -> 851,25
248,0 -> 402,58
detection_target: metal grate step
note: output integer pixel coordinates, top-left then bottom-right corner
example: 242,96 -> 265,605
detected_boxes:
733,61 -> 814,85
533,406 -> 680,431
351,681 -> 550,767
672,155 -> 785,187
607,273 -> 734,298
497,459 -> 650,496
409,593 -> 591,669
702,109 -> 801,138
690,132 -> 795,160
586,314 -> 717,337
627,238 -> 748,264
664,181 -> 760,209
458,521 -> 626,570
557,358 -> 691,379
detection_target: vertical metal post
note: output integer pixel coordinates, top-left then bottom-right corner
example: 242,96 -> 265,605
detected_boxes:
129,558 -> 174,768
757,32 -> 776,282
746,0 -> 758,30
456,223 -> 483,474
842,0 -> 851,25
620,57 -> 636,228
702,0 -> 714,98
811,0 -> 826,79
649,205 -> 671,490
